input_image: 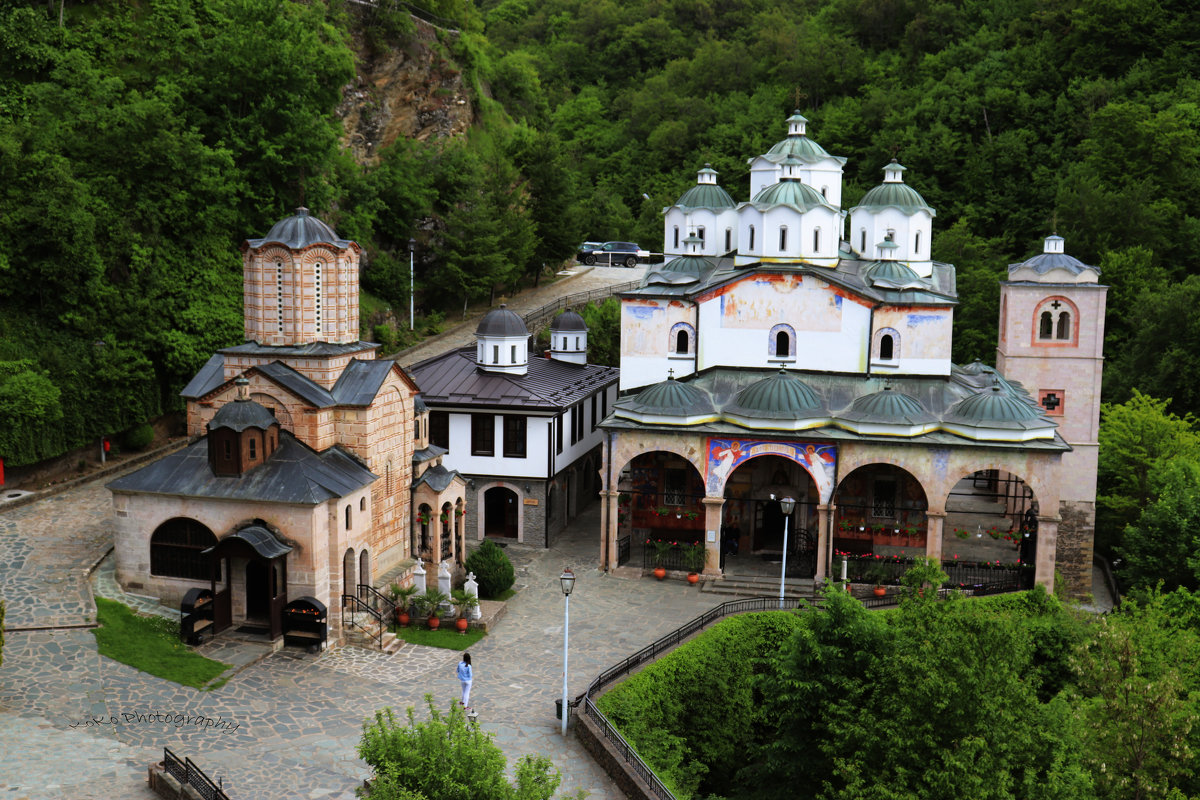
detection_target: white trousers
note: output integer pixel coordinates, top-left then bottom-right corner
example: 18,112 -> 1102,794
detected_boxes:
460,679 -> 472,707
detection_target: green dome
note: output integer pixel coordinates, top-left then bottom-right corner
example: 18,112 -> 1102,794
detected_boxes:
627,377 -> 714,417
945,385 -> 1044,426
727,369 -> 823,418
840,386 -> 934,424
750,179 -> 827,210
865,260 -> 924,289
676,183 -> 735,210
660,255 -> 714,276
856,182 -> 934,214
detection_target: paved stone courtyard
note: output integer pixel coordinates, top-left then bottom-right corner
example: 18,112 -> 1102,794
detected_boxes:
0,472 -> 720,799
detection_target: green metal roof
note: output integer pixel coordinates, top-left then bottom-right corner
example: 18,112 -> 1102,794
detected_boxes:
657,255 -> 715,278
625,376 -> 715,417
750,179 -> 827,210
727,369 -> 824,418
839,386 -> 935,425
766,135 -> 831,161
865,260 -> 923,289
854,182 -> 935,215
944,384 -> 1044,427
675,183 -> 735,210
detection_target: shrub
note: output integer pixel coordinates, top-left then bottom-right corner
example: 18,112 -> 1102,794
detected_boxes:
463,540 -> 514,599
121,422 -> 155,451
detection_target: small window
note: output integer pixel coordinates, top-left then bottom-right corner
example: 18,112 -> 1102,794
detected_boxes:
511,344 -> 517,362
779,227 -> 787,251
360,497 -> 367,511
1056,312 -> 1071,340
914,231 -> 921,254
860,229 -> 866,252
676,329 -> 689,353
429,411 -> 449,448
871,479 -> 897,519
725,228 -> 732,251
664,469 -> 687,506
673,227 -> 679,248
1039,311 -> 1053,339
697,227 -> 705,245
223,439 -> 232,459
345,505 -> 352,530
776,330 -> 790,356
556,412 -> 564,454
821,186 -> 828,198
503,415 -> 527,458
813,228 -> 820,252
249,437 -> 257,459
493,345 -> 499,364
471,413 -> 494,456
749,225 -> 755,250
569,406 -> 579,445
591,394 -> 598,431
880,334 -> 894,360
413,418 -> 420,441
575,336 -> 580,349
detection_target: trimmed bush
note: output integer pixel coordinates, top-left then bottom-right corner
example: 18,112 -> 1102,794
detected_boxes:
121,422 -> 155,451
463,540 -> 514,599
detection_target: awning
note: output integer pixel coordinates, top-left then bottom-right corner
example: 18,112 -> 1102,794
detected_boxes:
203,525 -> 293,560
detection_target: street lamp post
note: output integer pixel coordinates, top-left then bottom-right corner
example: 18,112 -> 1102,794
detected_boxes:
559,568 -> 575,736
776,495 -> 796,608
408,238 -> 416,331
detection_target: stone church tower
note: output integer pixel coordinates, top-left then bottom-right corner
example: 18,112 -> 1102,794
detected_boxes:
996,235 -> 1107,595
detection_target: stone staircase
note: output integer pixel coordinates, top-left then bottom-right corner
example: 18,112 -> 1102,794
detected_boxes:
342,611 -> 403,654
700,574 -> 816,600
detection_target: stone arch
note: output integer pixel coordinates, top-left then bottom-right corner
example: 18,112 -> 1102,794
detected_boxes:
483,484 -> 520,539
149,518 -> 217,581
832,462 -> 930,554
359,549 -> 371,587
342,548 -> 356,598
608,436 -> 706,489
872,327 -> 900,361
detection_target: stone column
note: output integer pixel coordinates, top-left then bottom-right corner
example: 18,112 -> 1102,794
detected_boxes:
701,496 -> 725,575
1035,515 -> 1059,592
601,489 -> 618,572
924,510 -> 945,562
815,504 -> 832,582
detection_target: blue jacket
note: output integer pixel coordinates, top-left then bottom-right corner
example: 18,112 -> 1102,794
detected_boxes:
457,662 -> 473,682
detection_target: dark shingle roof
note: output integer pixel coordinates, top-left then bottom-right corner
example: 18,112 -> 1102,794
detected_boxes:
253,361 -> 337,408
332,359 -> 396,406
412,464 -> 462,493
207,525 -> 293,559
107,432 -> 376,504
246,207 -> 354,250
550,311 -> 588,332
409,348 -> 618,411
181,354 -> 227,399
476,306 -> 528,337
414,444 -> 447,464
209,398 -> 279,432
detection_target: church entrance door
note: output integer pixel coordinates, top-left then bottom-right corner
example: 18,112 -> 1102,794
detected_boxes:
484,486 -> 519,538
246,560 -> 271,621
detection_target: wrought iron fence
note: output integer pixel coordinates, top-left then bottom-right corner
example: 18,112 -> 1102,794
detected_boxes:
522,280 -> 641,330
837,555 -> 1034,592
617,534 -> 631,566
163,748 -> 230,800
341,593 -> 383,649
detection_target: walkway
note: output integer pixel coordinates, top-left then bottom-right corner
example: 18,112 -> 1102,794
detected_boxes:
0,474 -> 717,799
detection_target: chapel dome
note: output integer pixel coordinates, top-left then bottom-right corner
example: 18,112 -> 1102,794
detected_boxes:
660,255 -> 715,277
840,386 -> 935,424
944,384 -> 1044,426
864,260 -> 924,289
254,207 -> 352,249
727,369 -> 823,418
550,311 -> 588,332
626,376 -> 714,417
1009,236 -> 1099,277
676,165 -> 735,209
855,160 -> 935,215
751,178 -> 827,210
475,305 -> 528,337
765,112 -> 832,161
209,396 -> 279,433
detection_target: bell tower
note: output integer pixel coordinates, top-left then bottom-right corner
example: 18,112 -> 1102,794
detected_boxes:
996,235 -> 1107,595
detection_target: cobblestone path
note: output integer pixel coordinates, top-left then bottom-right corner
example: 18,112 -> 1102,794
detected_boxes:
0,474 -> 718,799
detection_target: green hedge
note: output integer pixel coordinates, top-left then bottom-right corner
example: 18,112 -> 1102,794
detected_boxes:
596,611 -> 803,799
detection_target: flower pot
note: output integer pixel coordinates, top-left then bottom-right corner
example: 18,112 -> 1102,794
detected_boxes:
456,618 -> 469,633
687,572 -> 700,585
653,567 -> 667,580
873,586 -> 886,597
397,611 -> 410,628
428,616 -> 440,630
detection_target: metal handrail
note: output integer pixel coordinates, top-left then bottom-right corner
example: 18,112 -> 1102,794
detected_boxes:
357,583 -> 396,621
522,280 -> 641,329
163,748 -> 230,800
341,593 -> 383,649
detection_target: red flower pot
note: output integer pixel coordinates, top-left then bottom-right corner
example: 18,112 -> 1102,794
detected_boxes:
428,616 -> 440,630
456,618 -> 469,633
653,567 -> 667,580
873,586 -> 886,597
397,611 -> 410,627
687,573 -> 700,584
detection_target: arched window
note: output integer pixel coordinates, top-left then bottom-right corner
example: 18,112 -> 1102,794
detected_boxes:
749,225 -> 756,250
697,227 -> 705,246
669,322 -> 696,356
880,334 -> 894,360
673,226 -> 679,248
150,519 -> 217,581
360,497 -> 367,512
575,336 -> 580,349
345,505 -> 352,530
776,330 -> 790,355
1056,312 -> 1071,340
1039,311 -> 1053,338
724,228 -> 732,251
676,329 -> 689,353
813,228 -> 820,252
860,229 -> 866,252
914,231 -> 921,254
779,227 -> 788,251
769,324 -> 795,358
359,550 -> 370,586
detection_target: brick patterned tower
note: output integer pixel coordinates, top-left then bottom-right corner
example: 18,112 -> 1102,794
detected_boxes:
996,235 -> 1107,596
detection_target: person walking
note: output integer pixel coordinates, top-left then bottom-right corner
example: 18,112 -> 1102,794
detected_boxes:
457,653 -> 473,709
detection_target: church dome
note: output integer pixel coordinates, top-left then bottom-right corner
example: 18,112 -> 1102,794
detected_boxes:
676,165 -> 735,209
1009,235 -> 1098,277
944,384 -> 1044,426
864,260 -> 924,289
625,376 -> 714,417
765,112 -> 832,162
550,311 -> 587,332
659,255 -> 715,277
727,369 -> 823,418
840,386 -> 935,424
476,305 -> 528,337
255,207 -> 352,249
855,161 -> 935,215
209,396 -> 278,433
751,178 -> 827,210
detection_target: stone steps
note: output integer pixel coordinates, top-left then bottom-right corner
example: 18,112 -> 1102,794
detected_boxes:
701,575 -> 816,599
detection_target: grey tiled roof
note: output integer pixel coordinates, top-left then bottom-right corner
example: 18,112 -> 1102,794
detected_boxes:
412,463 -> 462,493
107,432 -> 376,504
209,398 -> 279,432
413,444 -> 447,464
245,207 -> 354,250
332,359 -> 396,407
181,354 -> 226,399
409,349 -> 618,411
253,361 -> 337,408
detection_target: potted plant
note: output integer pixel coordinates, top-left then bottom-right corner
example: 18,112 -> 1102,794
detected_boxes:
450,588 -> 479,633
389,583 -> 419,627
650,539 -> 674,579
682,542 -> 705,583
414,588 -> 449,630
865,564 -> 889,597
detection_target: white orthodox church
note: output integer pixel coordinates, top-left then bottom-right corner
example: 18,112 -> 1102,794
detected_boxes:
601,112 -> 1105,597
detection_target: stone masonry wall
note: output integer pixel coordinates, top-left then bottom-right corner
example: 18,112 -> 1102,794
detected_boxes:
1057,499 -> 1095,599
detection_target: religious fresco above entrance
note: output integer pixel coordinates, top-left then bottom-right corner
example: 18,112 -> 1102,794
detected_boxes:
706,438 -> 837,501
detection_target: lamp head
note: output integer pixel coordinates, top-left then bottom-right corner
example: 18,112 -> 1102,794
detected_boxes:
780,496 -> 796,515
560,568 -> 576,597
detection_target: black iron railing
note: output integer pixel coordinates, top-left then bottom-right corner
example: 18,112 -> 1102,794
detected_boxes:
522,280 -> 641,330
341,593 -> 383,649
617,535 -> 631,566
163,748 -> 230,800
837,556 -> 1034,592
357,583 -> 396,621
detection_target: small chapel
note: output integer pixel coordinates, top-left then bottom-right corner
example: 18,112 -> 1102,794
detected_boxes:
108,209 -> 466,641
599,112 -> 1105,596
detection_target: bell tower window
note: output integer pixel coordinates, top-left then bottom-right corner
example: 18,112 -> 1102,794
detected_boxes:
1033,297 -> 1079,346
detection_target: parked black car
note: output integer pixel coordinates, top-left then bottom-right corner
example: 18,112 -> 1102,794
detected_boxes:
577,241 -> 644,268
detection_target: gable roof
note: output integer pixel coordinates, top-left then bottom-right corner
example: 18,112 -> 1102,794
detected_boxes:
409,349 -> 618,411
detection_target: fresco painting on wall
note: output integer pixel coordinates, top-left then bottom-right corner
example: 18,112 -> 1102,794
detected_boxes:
706,438 -> 837,500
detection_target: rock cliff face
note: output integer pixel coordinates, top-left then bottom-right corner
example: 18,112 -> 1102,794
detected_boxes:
337,17 -> 474,167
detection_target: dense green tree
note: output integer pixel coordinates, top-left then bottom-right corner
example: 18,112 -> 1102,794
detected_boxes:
1116,458 -> 1200,593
